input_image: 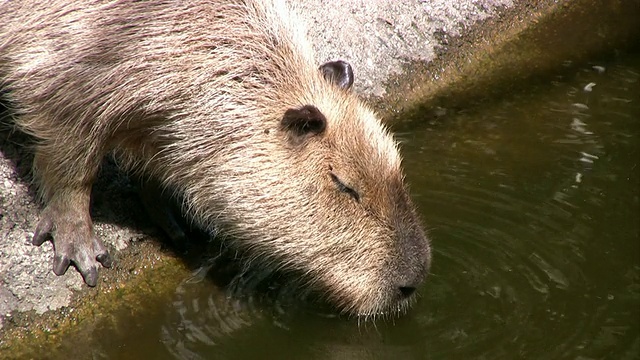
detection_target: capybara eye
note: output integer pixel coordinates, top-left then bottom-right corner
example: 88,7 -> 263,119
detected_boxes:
330,173 -> 360,202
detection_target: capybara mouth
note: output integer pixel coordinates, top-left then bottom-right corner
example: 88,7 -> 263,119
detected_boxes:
351,294 -> 417,320
320,274 -> 425,319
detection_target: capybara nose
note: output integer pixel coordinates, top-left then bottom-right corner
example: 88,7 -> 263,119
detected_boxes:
398,286 -> 417,298
394,260 -> 428,300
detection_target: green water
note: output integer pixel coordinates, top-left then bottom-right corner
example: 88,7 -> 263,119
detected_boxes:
83,53 -> 639,359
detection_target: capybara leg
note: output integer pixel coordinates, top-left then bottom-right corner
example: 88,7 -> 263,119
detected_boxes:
138,178 -> 187,250
31,147 -> 112,286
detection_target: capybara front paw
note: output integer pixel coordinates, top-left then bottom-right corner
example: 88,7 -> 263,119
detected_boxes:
32,207 -> 112,286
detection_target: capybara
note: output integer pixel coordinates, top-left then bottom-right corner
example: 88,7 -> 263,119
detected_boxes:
0,0 -> 431,316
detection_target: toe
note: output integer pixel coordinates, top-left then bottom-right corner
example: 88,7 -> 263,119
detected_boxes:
80,266 -> 99,287
93,236 -> 112,268
32,217 -> 53,246
53,254 -> 71,275
96,252 -> 112,268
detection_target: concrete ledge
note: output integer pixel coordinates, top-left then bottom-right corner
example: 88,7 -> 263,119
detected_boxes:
381,0 -> 640,119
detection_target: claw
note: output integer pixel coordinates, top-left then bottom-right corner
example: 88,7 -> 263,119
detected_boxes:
33,196 -> 113,286
32,217 -> 53,246
96,252 -> 113,268
81,266 -> 99,287
53,254 -> 71,275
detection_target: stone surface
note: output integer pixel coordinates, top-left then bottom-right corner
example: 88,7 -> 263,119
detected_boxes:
296,0 -> 513,97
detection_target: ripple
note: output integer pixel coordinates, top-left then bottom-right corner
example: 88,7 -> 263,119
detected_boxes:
160,269 -> 255,359
407,163 -> 613,358
159,255 -> 336,359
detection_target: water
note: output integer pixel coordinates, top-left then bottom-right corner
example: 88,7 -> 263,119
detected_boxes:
77,53 -> 640,359
394,54 -> 640,359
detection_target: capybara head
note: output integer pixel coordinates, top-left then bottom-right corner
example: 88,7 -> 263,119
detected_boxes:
172,58 -> 432,317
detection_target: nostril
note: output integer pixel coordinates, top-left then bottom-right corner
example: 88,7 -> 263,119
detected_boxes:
398,286 -> 416,298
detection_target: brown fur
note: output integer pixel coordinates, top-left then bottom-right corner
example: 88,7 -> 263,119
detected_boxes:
0,0 -> 430,316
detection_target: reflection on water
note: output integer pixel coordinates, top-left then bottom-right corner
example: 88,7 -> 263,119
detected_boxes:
97,53 -> 639,359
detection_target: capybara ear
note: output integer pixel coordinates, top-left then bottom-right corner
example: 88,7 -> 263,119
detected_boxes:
281,105 -> 327,144
320,60 -> 354,90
